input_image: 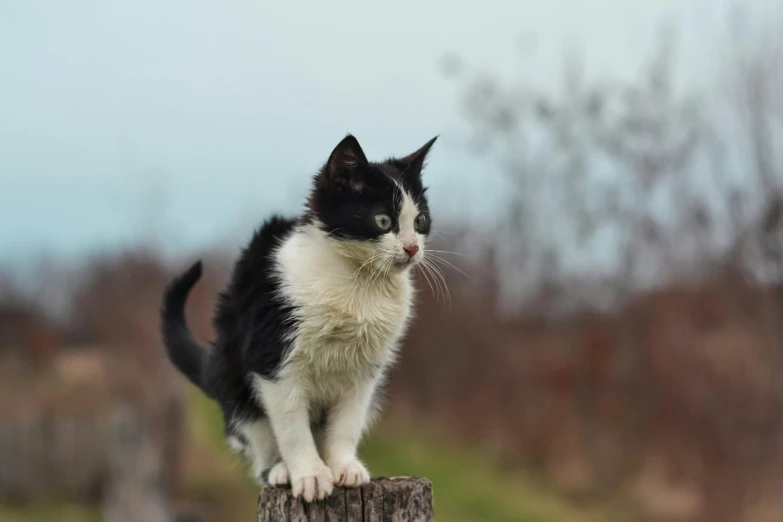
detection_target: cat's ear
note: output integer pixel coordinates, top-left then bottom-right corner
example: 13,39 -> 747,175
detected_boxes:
324,134 -> 368,190
397,136 -> 438,181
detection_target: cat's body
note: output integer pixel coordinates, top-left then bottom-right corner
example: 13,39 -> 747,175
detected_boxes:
161,135 -> 436,502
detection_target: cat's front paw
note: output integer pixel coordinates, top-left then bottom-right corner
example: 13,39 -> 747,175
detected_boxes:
328,458 -> 370,488
260,461 -> 290,487
290,463 -> 334,502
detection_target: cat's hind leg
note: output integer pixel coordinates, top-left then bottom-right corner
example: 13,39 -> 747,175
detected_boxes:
234,418 -> 288,486
261,459 -> 290,487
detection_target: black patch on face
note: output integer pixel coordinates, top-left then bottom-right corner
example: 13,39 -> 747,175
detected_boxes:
306,135 -> 436,241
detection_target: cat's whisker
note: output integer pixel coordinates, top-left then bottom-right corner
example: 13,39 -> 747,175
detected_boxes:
419,259 -> 444,304
427,255 -> 469,278
363,253 -> 386,289
422,258 -> 451,306
365,264 -> 379,288
429,263 -> 448,305
424,249 -> 467,257
351,252 -> 384,280
351,260 -> 373,280
414,264 -> 437,299
369,256 -> 392,287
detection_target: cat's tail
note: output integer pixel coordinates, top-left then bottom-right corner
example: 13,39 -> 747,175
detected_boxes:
161,261 -> 210,394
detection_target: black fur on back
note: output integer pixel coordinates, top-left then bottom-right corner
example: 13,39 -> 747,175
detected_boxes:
205,216 -> 299,422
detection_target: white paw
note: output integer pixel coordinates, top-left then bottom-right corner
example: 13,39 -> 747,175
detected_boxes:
264,461 -> 290,486
329,458 -> 370,488
291,464 -> 334,502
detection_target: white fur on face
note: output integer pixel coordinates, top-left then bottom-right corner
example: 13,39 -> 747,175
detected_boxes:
371,186 -> 426,271
397,188 -> 425,263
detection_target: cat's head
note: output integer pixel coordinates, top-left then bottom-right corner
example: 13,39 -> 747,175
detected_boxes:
307,134 -> 437,271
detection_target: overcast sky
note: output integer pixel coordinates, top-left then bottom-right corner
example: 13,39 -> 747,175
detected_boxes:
0,0 -> 773,265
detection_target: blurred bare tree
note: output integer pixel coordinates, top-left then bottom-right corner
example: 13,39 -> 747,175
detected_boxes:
423,15 -> 783,522
724,9 -> 783,281
445,27 -> 722,314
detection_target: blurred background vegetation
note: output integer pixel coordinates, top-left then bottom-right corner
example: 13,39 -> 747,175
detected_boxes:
2,1 -> 783,521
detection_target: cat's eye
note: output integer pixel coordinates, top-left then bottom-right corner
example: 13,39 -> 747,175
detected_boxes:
414,214 -> 428,232
374,213 -> 393,231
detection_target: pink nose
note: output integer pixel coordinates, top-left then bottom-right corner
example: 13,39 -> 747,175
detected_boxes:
403,245 -> 419,258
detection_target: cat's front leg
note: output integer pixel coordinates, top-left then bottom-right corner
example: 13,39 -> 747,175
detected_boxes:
255,375 -> 334,502
321,377 -> 378,487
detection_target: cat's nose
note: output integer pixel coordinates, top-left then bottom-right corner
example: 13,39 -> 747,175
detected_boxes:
403,245 -> 419,258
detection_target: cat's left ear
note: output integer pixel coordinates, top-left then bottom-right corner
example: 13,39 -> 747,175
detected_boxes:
397,136 -> 438,181
325,134 -> 368,191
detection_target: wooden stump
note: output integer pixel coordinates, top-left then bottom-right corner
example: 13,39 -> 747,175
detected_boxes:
258,477 -> 433,522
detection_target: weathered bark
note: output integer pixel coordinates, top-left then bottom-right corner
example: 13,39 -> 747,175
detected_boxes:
258,477 -> 433,522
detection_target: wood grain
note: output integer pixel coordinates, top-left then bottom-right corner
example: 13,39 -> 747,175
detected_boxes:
258,477 -> 434,522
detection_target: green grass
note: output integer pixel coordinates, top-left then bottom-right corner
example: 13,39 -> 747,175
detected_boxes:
188,388 -> 620,522
360,425 -> 616,522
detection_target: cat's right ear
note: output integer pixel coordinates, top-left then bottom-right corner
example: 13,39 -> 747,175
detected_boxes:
324,135 -> 368,190
396,136 -> 437,183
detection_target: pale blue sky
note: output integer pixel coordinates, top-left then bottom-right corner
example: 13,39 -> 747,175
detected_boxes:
0,0 -> 768,265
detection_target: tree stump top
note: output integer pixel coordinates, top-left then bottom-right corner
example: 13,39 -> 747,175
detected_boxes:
258,477 -> 433,522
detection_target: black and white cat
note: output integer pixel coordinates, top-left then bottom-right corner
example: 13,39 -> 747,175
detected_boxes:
161,134 -> 436,502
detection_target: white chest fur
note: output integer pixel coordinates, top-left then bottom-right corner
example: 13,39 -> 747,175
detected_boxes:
274,226 -> 414,399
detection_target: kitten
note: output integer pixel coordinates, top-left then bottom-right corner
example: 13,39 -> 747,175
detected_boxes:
161,134 -> 436,502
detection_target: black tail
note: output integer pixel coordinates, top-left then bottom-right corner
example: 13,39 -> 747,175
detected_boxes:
161,261 -> 210,394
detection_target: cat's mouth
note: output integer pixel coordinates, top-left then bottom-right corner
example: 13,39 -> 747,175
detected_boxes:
393,256 -> 418,268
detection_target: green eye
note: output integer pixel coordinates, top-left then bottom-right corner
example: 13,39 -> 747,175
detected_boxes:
414,214 -> 428,231
374,213 -> 393,231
